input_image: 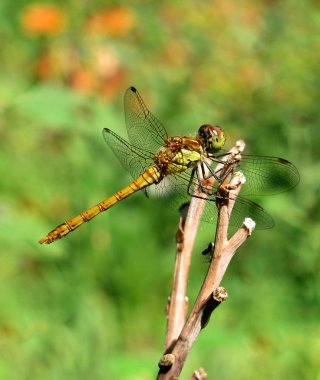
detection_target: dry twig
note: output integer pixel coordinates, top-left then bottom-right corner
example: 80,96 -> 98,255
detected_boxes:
158,140 -> 255,379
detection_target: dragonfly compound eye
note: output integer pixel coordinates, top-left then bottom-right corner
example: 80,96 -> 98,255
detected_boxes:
198,124 -> 226,153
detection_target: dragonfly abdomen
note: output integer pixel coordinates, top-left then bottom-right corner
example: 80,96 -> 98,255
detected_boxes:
39,165 -> 161,244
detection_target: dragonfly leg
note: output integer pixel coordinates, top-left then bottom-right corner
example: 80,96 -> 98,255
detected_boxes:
187,166 -> 208,195
197,165 -> 208,193
187,167 -> 196,195
207,152 -> 232,163
202,159 -> 222,181
215,164 -> 237,186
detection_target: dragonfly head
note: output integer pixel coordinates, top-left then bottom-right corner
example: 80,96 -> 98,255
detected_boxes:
198,124 -> 226,154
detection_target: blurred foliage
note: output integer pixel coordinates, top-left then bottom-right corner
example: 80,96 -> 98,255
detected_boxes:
0,0 -> 319,379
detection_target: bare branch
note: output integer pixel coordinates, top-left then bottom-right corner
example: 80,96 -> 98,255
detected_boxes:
165,203 -> 191,351
157,140 -> 254,380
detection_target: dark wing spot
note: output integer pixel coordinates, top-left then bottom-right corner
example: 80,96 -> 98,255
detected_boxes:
277,157 -> 290,164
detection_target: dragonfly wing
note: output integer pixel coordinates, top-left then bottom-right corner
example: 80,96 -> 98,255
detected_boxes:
227,195 -> 274,230
103,128 -> 154,179
146,168 -> 191,201
146,165 -> 274,230
124,87 -> 169,152
214,153 -> 300,196
185,169 -> 274,229
146,169 -> 219,226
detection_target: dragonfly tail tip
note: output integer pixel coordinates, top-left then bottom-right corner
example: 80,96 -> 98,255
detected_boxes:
39,236 -> 49,244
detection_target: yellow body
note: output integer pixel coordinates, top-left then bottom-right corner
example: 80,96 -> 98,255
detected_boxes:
39,136 -> 204,245
39,165 -> 161,244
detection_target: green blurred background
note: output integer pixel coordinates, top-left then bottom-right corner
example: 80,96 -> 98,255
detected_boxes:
0,1 -> 319,379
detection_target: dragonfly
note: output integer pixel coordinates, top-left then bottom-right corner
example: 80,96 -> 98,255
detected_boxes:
39,87 -> 299,244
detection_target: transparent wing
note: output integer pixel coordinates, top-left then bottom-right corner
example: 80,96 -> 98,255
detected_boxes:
215,153 -> 300,196
103,128 -> 154,179
147,168 -> 274,230
124,87 -> 168,153
146,169 -> 220,225
227,196 -> 274,230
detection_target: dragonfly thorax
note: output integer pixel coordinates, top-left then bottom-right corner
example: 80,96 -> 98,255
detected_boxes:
154,136 -> 203,176
197,124 -> 226,154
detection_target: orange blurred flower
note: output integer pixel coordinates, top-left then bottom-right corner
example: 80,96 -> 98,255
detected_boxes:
86,6 -> 135,36
21,4 -> 67,36
69,68 -> 96,94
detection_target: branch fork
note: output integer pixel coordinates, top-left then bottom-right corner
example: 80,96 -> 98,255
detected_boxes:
157,140 -> 255,379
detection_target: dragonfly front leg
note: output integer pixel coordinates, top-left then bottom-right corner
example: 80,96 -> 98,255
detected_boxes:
211,162 -> 239,189
202,160 -> 223,181
205,152 -> 242,186
207,152 -> 232,163
198,158 -> 239,196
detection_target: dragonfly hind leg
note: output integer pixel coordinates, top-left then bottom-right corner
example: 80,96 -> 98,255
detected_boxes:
187,166 -> 207,195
